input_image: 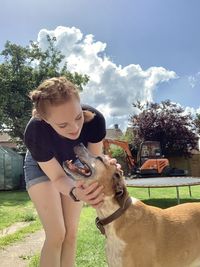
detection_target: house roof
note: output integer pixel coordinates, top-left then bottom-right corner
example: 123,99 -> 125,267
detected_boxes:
105,124 -> 123,139
0,133 -> 11,142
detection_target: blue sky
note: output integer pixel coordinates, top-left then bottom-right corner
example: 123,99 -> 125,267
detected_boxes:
1,0 -> 200,128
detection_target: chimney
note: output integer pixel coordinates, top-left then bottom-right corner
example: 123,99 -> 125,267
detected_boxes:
114,124 -> 119,129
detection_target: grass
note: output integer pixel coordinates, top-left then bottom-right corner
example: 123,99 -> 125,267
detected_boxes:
128,185 -> 200,208
1,186 -> 200,266
0,190 -> 37,229
0,190 -> 41,248
76,206 -> 106,267
29,254 -> 40,267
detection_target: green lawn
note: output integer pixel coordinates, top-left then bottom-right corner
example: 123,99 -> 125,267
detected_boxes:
1,186 -> 200,266
128,185 -> 200,208
0,191 -> 36,230
0,190 -> 41,248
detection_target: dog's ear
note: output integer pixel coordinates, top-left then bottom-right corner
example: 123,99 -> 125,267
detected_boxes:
112,170 -> 128,207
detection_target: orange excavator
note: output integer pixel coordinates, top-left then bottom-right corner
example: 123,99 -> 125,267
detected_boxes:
103,139 -> 187,177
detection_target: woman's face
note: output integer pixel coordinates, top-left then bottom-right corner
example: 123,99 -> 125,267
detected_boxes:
45,97 -> 84,140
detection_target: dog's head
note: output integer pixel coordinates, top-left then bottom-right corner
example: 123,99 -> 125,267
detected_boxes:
63,144 -> 128,207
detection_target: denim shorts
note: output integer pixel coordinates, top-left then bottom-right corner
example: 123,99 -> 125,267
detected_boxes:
24,150 -> 50,190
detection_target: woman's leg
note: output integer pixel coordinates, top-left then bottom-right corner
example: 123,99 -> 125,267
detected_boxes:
28,181 -> 66,267
60,194 -> 83,267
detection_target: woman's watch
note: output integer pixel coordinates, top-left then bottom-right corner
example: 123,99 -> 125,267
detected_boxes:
69,186 -> 80,202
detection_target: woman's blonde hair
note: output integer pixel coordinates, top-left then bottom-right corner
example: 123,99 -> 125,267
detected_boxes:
29,76 -> 94,122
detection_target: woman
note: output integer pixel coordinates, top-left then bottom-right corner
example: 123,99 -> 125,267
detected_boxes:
24,77 -> 107,267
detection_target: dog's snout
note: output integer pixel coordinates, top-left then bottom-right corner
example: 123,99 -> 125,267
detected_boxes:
74,143 -> 84,153
96,156 -> 104,163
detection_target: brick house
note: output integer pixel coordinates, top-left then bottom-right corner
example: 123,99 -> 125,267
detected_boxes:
105,124 -> 123,140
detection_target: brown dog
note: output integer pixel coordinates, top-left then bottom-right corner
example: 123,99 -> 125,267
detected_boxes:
64,144 -> 200,267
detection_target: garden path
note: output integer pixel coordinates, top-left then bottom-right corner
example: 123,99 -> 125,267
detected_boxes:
0,229 -> 44,267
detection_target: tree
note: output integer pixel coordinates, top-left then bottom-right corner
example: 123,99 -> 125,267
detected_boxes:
0,36 -> 89,149
194,113 -> 200,136
130,100 -> 198,157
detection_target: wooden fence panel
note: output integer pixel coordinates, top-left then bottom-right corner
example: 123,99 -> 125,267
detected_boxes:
169,154 -> 200,177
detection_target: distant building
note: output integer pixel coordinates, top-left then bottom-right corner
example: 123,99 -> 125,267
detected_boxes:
0,133 -> 17,148
105,124 -> 123,139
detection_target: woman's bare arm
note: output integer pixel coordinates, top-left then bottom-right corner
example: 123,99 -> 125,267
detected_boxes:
38,158 -> 75,196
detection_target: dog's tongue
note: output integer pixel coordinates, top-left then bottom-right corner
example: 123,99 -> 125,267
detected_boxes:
74,159 -> 86,169
66,159 -> 91,175
66,160 -> 75,171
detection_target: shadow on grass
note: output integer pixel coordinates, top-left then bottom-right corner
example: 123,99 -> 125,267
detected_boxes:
143,198 -> 200,209
0,190 -> 30,206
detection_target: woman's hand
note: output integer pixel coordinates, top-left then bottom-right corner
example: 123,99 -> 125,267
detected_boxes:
75,181 -> 104,208
105,155 -> 121,170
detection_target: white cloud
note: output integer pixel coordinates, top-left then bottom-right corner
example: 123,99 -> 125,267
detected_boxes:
37,26 -> 177,131
188,72 -> 200,88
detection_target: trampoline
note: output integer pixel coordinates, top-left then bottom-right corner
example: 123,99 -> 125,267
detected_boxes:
126,176 -> 200,204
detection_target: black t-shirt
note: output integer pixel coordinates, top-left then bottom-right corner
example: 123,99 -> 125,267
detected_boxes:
24,105 -> 106,165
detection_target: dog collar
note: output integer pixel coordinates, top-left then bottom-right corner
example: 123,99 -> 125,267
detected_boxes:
95,197 -> 132,235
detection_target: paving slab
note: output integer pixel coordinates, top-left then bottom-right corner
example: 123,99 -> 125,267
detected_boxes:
0,230 -> 44,267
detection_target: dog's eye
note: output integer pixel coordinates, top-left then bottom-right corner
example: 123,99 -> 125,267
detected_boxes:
114,172 -> 120,179
96,156 -> 104,163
